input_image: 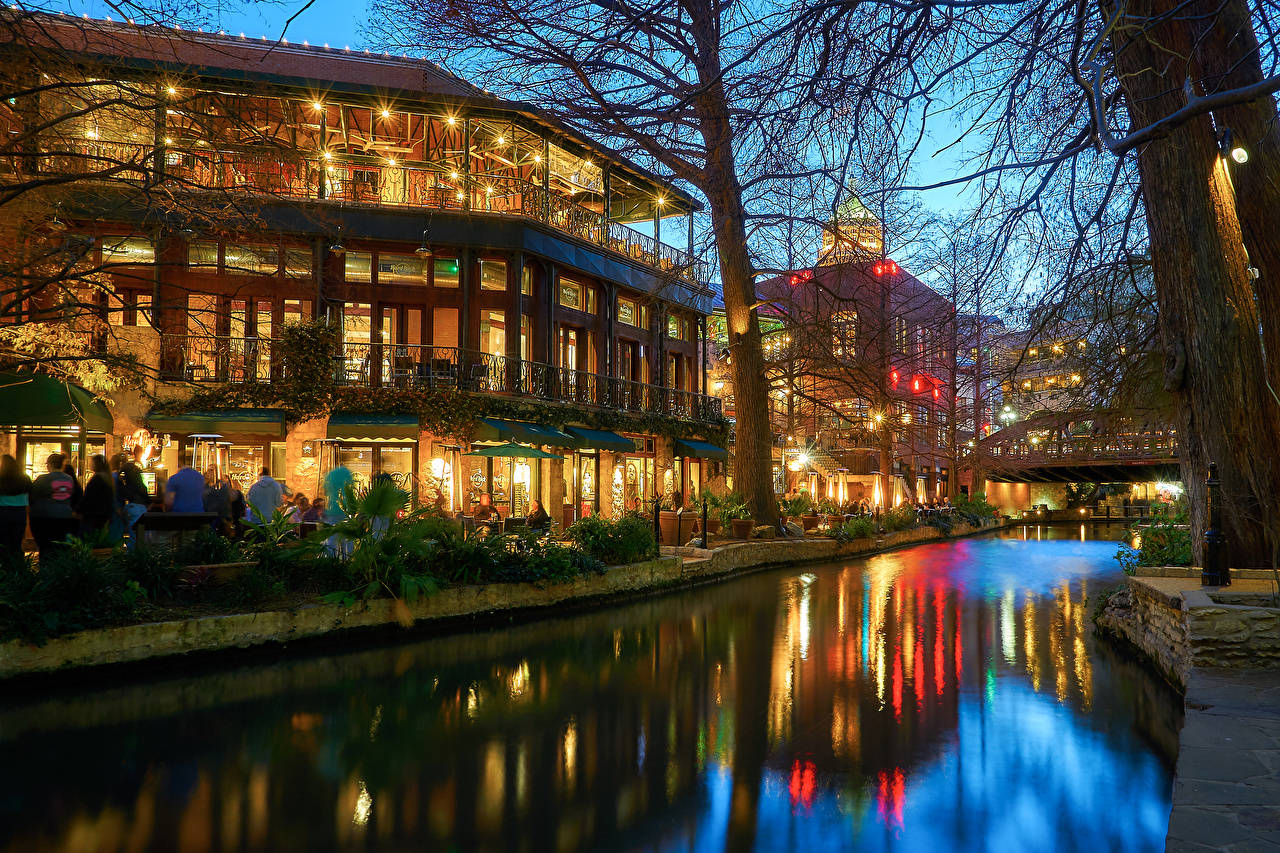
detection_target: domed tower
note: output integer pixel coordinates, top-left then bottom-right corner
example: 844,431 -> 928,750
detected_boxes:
818,194 -> 884,265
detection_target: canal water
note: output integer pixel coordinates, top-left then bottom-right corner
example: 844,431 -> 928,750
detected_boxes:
0,525 -> 1181,852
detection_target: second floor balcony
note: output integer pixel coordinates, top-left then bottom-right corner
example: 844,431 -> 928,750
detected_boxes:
37,140 -> 711,289
169,335 -> 723,425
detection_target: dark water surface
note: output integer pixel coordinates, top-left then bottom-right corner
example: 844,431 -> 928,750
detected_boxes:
0,525 -> 1181,852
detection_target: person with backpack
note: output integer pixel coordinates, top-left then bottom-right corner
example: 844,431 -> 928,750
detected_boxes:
29,453 -> 76,562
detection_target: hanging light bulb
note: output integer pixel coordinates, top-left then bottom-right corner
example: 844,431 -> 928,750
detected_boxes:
415,228 -> 433,259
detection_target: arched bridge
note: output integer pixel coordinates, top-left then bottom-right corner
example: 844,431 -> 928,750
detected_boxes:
979,411 -> 1180,483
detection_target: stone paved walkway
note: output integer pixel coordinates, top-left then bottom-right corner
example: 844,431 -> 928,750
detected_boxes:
1167,667 -> 1280,852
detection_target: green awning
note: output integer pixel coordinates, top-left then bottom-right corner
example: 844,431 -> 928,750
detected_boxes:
565,426 -> 636,453
465,442 -> 562,459
673,438 -> 729,460
147,408 -> 287,438
0,372 -> 113,432
474,417 -> 575,446
327,414 -> 419,441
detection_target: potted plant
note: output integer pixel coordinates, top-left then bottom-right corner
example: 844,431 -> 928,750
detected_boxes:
718,493 -> 753,539
658,492 -> 682,544
697,491 -> 723,537
782,493 -> 818,529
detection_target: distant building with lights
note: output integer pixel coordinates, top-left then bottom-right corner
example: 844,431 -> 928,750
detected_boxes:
709,199 -> 958,505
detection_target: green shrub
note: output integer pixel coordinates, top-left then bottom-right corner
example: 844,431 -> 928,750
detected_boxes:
0,543 -> 144,644
171,528 -> 247,566
566,514 -> 658,565
1122,503 -> 1192,569
882,504 -> 918,532
781,493 -> 815,517
952,491 -> 999,525
828,515 -> 876,542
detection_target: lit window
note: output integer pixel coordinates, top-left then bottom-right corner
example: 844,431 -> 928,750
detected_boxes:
433,258 -> 460,288
617,296 -> 649,329
480,259 -> 508,291
559,278 -> 596,314
378,254 -> 427,285
101,236 -> 155,266
225,243 -> 279,275
344,251 -> 372,282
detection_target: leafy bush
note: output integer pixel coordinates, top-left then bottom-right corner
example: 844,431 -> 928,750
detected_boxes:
817,497 -> 841,516
827,515 -> 876,542
781,493 -> 815,517
0,543 -> 144,644
171,528 -> 247,566
566,514 -> 658,565
952,492 -> 999,525
882,504 -> 919,532
711,492 -> 750,527
1121,503 -> 1192,569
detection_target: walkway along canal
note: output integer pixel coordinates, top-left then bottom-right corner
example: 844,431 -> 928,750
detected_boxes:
0,526 -> 1181,851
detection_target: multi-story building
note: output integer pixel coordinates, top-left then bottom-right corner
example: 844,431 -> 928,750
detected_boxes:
0,16 -> 727,525
709,201 -> 957,505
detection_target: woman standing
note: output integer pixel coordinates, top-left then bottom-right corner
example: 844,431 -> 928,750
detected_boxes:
78,454 -> 116,538
0,454 -> 31,558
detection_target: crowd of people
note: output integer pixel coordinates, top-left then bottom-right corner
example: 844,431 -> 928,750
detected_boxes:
0,451 -> 355,564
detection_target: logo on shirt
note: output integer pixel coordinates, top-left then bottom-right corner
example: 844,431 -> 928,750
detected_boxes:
49,479 -> 74,502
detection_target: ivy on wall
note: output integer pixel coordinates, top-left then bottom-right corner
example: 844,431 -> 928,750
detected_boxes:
153,319 -> 730,445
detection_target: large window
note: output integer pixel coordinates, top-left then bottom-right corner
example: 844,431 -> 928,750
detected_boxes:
225,243 -> 279,275
833,310 -> 858,357
188,241 -> 219,270
666,314 -> 689,341
559,278 -> 596,314
284,247 -> 312,279
434,258 -> 460,288
378,254 -> 427,285
101,236 -> 154,266
480,259 -> 507,291
617,296 -> 649,329
345,252 -> 372,283
480,310 -> 506,357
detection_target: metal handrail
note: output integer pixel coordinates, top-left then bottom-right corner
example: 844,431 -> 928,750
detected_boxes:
162,336 -> 723,422
40,139 -> 710,288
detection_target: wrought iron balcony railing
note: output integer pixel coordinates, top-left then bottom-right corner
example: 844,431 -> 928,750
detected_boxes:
34,140 -> 710,288
161,335 -> 723,424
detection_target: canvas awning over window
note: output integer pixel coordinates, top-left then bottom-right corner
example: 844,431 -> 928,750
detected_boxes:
564,426 -> 636,453
0,372 -> 112,432
673,438 -> 729,460
146,409 -> 287,438
473,417 -> 575,446
327,414 -> 419,441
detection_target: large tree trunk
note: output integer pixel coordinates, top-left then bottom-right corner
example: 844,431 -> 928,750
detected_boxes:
1111,0 -> 1280,565
692,7 -> 778,525
1191,0 -> 1280,397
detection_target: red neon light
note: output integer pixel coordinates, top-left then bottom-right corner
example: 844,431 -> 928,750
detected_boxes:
912,378 -> 920,392
891,370 -> 900,387
789,759 -> 816,810
933,388 -> 940,400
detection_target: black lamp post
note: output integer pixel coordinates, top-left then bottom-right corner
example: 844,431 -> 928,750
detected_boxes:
1202,462 -> 1230,586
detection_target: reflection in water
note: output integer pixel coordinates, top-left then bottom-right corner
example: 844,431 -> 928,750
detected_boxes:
0,526 -> 1178,852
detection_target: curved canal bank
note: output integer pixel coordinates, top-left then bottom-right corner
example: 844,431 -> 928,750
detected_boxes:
0,525 -> 1179,853
2,519 -> 1009,681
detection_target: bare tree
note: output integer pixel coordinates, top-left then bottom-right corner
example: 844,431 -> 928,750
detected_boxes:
365,0 -> 829,522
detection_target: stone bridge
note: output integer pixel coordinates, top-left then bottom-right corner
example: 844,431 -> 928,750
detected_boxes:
979,410 -> 1180,483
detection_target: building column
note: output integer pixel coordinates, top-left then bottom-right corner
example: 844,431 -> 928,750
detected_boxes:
459,246 -> 474,352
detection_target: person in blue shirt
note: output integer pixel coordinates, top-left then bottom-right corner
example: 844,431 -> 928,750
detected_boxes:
164,464 -> 206,513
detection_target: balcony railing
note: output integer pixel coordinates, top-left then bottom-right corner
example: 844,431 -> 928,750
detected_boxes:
163,336 -> 723,423
36,140 -> 710,287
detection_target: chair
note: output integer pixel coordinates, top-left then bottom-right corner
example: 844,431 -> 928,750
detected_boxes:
468,362 -> 490,391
